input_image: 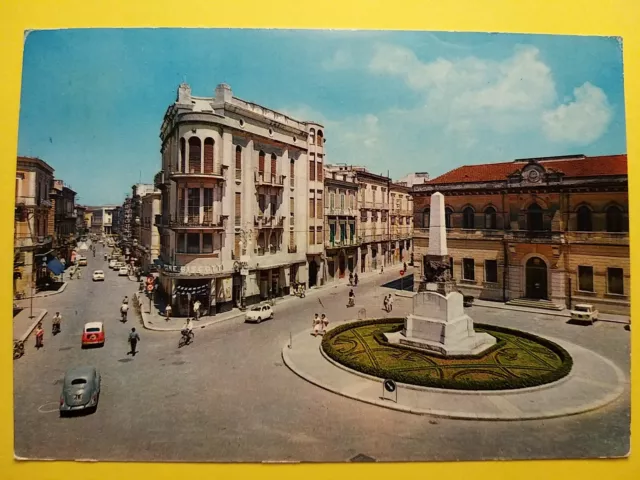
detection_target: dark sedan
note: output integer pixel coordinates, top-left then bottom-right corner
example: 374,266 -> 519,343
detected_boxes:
59,366 -> 101,416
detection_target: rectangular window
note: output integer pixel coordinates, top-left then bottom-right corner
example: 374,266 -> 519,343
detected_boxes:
462,258 -> 475,281
202,233 -> 214,253
317,158 -> 323,181
317,197 -> 323,219
186,233 -> 200,254
289,230 -> 295,250
309,160 -> 316,181
270,194 -> 278,216
577,266 -> 594,292
270,154 -> 277,176
234,233 -> 241,258
177,188 -> 185,221
316,226 -> 323,244
449,257 -> 454,277
607,267 -> 624,295
176,233 -> 186,253
330,192 -> 335,209
349,223 -> 355,241
258,194 -> 267,214
330,223 -> 336,243
485,260 -> 498,283
290,160 -> 295,187
340,194 -> 345,209
309,195 -> 315,218
188,188 -> 200,223
308,227 -> 315,245
235,192 -> 241,226
203,188 -> 214,222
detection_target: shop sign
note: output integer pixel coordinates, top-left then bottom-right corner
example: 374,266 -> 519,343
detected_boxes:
163,264 -> 224,275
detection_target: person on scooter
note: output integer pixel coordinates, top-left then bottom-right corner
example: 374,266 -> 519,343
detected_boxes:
348,289 -> 355,307
120,302 -> 129,322
52,311 -> 62,334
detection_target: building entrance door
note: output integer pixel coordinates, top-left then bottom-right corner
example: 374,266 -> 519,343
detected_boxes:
525,257 -> 548,299
308,259 -> 318,287
338,251 -> 346,278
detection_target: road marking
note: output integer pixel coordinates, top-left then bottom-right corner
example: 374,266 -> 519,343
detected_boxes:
38,402 -> 59,414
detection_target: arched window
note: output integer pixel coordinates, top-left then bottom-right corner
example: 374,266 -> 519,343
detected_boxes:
188,137 -> 201,174
445,207 -> 453,229
179,138 -> 186,172
258,150 -> 266,173
422,208 -> 430,228
270,153 -> 277,177
317,130 -> 324,146
576,205 -> 592,232
203,138 -> 214,174
527,203 -> 544,231
484,206 -> 497,229
606,205 -> 624,233
462,207 -> 475,229
309,128 -> 316,145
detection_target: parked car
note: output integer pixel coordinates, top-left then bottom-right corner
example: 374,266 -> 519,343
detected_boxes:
245,304 -> 274,323
92,270 -> 105,281
118,267 -> 129,276
59,366 -> 101,416
82,322 -> 105,348
570,304 -> 599,324
78,256 -> 88,266
108,259 -> 117,269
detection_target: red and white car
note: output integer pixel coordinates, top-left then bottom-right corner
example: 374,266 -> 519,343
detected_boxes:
82,322 -> 105,348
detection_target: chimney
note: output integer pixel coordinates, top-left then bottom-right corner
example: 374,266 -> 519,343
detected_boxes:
215,83 -> 233,102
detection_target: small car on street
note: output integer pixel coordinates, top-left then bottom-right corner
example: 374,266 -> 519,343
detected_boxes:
92,270 -> 105,281
59,366 -> 101,416
81,322 -> 105,348
245,304 -> 274,323
108,259 -> 118,269
570,304 -> 599,324
118,267 -> 129,276
77,256 -> 88,266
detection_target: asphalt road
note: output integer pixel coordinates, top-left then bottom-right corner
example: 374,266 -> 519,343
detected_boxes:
13,250 -> 630,463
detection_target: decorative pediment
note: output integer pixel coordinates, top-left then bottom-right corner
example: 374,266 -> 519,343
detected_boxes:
507,160 -> 564,185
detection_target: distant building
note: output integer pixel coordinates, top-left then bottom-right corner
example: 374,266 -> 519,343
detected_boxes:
75,205 -> 88,236
412,154 -> 629,315
51,179 -> 77,265
396,172 -> 429,188
87,206 -> 117,236
140,190 -> 162,273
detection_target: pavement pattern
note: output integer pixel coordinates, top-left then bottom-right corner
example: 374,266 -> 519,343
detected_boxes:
13,249 -> 631,462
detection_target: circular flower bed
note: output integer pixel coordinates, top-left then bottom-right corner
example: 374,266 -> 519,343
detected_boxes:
321,319 -> 573,391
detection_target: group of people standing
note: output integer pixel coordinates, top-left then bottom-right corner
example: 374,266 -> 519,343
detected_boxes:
383,294 -> 394,313
311,313 -> 329,336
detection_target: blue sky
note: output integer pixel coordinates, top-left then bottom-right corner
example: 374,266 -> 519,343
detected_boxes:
18,29 -> 626,205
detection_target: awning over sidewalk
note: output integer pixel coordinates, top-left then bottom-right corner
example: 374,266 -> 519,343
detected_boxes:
46,258 -> 65,275
175,283 -> 209,295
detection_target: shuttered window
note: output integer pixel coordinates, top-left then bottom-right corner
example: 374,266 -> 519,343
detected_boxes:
258,151 -> 266,173
188,137 -> 201,173
203,138 -> 214,173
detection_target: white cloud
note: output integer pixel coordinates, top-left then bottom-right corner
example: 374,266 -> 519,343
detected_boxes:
541,82 -> 613,144
322,49 -> 353,70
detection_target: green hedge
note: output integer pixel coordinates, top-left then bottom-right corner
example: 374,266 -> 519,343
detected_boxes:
321,319 -> 573,391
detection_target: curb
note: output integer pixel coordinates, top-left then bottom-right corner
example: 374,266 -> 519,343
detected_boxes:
23,282 -> 68,300
282,330 -> 627,421
475,301 -> 630,325
18,310 -> 48,343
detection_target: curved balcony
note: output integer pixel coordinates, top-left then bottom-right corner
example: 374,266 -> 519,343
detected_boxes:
168,215 -> 228,230
169,165 -> 226,182
255,171 -> 286,188
254,215 -> 285,229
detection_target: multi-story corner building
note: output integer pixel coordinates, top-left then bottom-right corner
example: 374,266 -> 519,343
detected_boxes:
389,182 -> 414,264
323,164 -> 359,282
412,154 -> 629,315
51,179 -> 77,265
87,206 -> 116,236
131,184 -> 156,259
14,156 -> 59,296
112,205 -> 123,236
140,190 -> 162,273
154,82 -> 326,316
75,205 -> 88,237
396,172 -> 430,188
356,169 -> 392,273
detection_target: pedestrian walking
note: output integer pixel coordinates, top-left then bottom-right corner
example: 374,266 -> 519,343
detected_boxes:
128,328 -> 140,356
354,273 -> 359,286
349,272 -> 354,286
34,323 -> 44,349
403,262 -> 407,272
383,295 -> 389,312
321,313 -> 329,334
165,304 -> 172,321
193,300 -> 201,320
312,313 -> 322,336
388,294 -> 394,313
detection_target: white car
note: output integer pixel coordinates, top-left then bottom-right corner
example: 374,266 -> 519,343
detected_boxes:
245,304 -> 274,323
108,259 -> 118,269
570,304 -> 599,324
78,256 -> 88,266
92,270 -> 105,281
118,267 -> 129,276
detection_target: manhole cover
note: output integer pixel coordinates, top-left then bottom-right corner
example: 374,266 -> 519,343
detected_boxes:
59,346 -> 73,351
172,361 -> 185,366
350,454 -> 376,462
118,358 -> 133,363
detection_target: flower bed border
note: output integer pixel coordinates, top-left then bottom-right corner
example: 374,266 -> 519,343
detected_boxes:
321,318 -> 573,391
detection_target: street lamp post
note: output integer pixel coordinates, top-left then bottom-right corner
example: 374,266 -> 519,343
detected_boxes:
234,224 -> 253,311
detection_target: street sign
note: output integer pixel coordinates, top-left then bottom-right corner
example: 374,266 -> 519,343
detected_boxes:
400,270 -> 405,276
146,284 -> 154,292
382,379 -> 398,403
146,275 -> 154,284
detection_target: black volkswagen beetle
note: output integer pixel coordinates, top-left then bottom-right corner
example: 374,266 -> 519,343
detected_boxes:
59,366 -> 101,416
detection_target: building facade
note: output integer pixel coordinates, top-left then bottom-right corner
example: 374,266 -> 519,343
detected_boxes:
51,179 -> 77,265
140,191 -> 162,273
412,154 -> 629,315
75,205 -> 88,237
357,169 -> 392,273
389,182 -> 414,265
396,172 -> 430,188
155,82 -> 325,316
14,157 -> 55,296
88,206 -> 116,236
323,164 -> 359,282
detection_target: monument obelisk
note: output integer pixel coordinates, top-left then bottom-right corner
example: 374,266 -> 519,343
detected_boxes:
384,192 -> 496,356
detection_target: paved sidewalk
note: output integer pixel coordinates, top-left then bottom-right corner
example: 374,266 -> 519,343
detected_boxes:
135,263 -> 409,332
13,308 -> 48,342
282,322 -> 627,421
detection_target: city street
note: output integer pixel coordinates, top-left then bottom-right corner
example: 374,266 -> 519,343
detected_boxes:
13,247 -> 630,463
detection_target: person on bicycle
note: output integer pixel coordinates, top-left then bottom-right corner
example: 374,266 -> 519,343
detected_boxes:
122,296 -> 129,305
181,318 -> 193,343
121,302 -> 129,321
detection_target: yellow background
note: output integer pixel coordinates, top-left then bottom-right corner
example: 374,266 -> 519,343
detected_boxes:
0,0 -> 637,478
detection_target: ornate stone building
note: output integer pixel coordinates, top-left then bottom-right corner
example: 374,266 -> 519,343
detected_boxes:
412,154 -> 629,315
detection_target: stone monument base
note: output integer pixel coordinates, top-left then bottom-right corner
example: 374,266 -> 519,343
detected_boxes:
384,290 -> 496,356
